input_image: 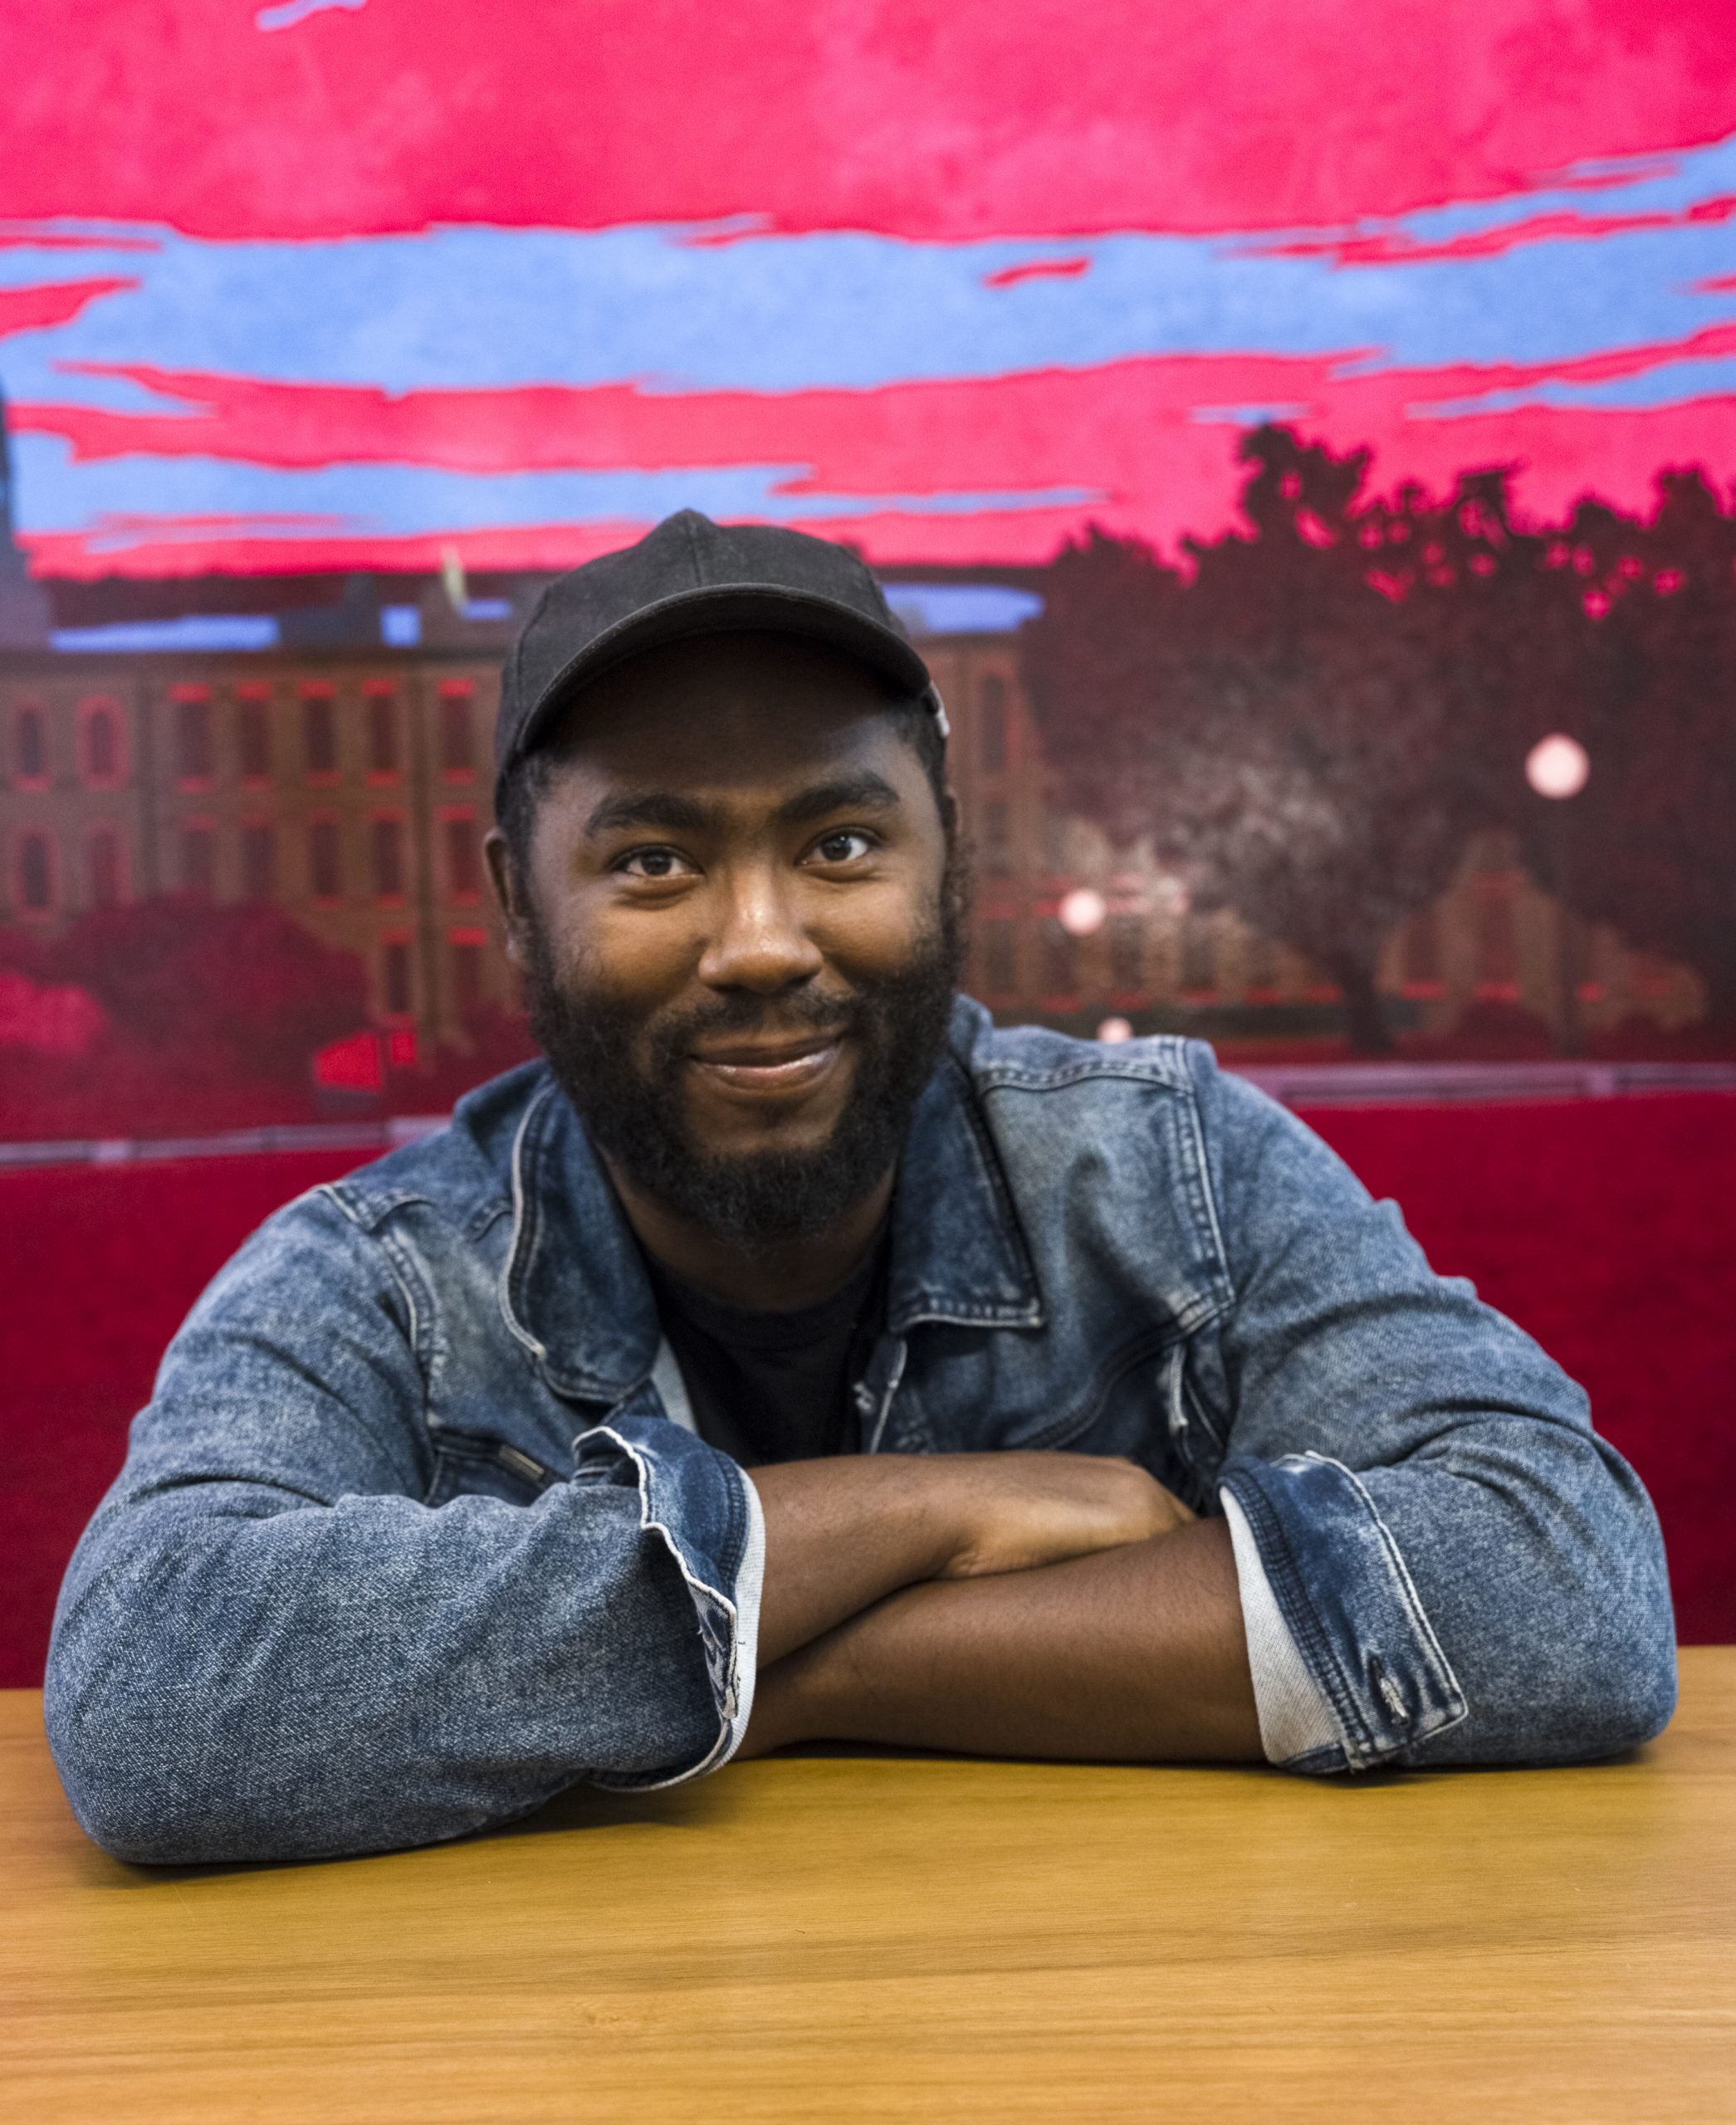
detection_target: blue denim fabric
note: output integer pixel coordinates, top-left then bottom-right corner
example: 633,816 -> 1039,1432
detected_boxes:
46,999 -> 1676,1862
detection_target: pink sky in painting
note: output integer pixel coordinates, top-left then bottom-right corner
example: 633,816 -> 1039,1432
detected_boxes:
3,0 -> 1736,575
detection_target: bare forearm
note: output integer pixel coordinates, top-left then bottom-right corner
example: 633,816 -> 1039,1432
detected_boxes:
748,1459 -> 953,1665
748,1517 -> 1262,1762
747,1453 -> 1194,1667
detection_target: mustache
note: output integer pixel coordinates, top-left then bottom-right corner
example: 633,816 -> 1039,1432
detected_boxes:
639,985 -> 863,1059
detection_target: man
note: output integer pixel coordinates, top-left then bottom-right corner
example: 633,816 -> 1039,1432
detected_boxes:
47,512 -> 1675,1864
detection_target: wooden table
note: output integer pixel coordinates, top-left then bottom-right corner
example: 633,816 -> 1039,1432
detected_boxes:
5,1650 -> 1734,2123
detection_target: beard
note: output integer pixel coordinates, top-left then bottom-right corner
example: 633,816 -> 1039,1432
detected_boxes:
523,868 -> 965,1252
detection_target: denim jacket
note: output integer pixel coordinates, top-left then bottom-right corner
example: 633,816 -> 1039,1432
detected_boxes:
46,1000 -> 1676,1863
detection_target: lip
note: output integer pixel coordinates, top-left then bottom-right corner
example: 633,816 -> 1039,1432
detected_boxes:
688,1032 -> 847,1096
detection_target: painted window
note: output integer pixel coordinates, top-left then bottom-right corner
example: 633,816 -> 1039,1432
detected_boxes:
371,816 -> 405,898
444,813 -> 479,898
304,694 -> 338,777
242,822 -> 275,901
238,697 -> 272,781
451,936 -> 484,1015
175,696 -> 213,782
308,818 -> 342,900
15,705 -> 46,782
367,692 -> 399,776
82,701 -> 121,784
18,831 -> 53,911
439,689 -> 473,775
382,939 -> 413,1016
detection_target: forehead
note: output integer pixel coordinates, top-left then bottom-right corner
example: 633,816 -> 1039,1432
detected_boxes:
540,632 -> 914,791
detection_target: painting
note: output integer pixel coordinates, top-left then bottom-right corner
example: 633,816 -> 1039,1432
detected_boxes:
4,0 -> 1736,1148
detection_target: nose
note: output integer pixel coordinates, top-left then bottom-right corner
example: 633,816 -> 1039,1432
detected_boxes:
695,864 -> 824,994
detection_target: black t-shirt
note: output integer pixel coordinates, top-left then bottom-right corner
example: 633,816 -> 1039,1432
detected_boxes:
642,1233 -> 888,1467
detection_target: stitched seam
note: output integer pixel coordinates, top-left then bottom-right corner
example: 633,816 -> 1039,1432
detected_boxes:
498,1082 -> 557,1364
886,1053 -> 1044,1331
466,1198 -> 511,1242
317,1180 -> 436,1234
948,1050 -> 1044,1301
593,1424 -> 746,1785
1308,1452 -> 1469,1737
1181,1053 -> 1236,1308
298,1189 -> 434,1479
947,1045 -> 1041,1292
369,1224 -> 433,1386
889,1297 -> 1043,1329
976,1058 -> 1189,1092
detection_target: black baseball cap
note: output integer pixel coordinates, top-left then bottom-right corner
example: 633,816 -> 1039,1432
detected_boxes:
496,510 -> 947,787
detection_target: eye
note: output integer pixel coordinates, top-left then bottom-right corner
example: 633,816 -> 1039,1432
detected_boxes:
616,847 -> 697,880
807,829 -> 876,866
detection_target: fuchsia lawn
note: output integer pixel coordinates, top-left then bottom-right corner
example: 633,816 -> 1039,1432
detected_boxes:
1,1094 -> 1730,1688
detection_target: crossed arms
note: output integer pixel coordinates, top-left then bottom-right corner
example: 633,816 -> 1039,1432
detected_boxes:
45,1071 -> 1677,1866
741,1454 -> 1261,1761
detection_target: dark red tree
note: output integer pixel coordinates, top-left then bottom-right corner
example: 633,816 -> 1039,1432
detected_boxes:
47,896 -> 370,1082
1516,471 -> 1736,1028
1023,427 -> 1517,1051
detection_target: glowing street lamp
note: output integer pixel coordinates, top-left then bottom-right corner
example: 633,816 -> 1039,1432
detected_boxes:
1058,887 -> 1108,936
1525,734 -> 1591,1054
1525,734 -> 1590,801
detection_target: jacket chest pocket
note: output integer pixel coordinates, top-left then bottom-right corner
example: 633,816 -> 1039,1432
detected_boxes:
1012,1336 -> 1226,1511
423,1430 -> 555,1508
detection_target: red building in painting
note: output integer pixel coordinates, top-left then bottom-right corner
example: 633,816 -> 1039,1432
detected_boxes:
0,585 -> 1705,1058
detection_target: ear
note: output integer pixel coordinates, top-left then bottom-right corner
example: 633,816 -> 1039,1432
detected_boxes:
484,828 -> 533,974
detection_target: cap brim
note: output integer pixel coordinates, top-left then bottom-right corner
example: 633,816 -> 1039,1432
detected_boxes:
511,582 -> 935,766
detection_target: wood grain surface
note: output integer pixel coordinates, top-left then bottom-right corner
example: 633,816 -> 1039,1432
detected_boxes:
5,1649 -> 1734,2123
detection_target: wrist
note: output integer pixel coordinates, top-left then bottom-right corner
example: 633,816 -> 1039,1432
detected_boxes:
742,1649 -> 823,1756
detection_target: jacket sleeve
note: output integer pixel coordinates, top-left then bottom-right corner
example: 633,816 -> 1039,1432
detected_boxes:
1194,1057 -> 1676,1772
44,1188 -> 762,1865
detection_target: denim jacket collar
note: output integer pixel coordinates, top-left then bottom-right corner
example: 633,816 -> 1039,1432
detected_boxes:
500,999 -> 1042,1405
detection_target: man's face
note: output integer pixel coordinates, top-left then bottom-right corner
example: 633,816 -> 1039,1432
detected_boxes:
491,633 -> 961,1247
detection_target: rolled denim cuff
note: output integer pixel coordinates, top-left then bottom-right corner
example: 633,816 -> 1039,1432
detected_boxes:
1220,1488 -> 1341,1765
573,1414 -> 765,1790
1218,1450 -> 1468,1772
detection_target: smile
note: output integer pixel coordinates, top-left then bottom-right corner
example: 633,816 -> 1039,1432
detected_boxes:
687,1033 -> 847,1097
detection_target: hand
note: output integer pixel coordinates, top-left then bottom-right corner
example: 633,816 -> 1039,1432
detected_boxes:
926,1452 -> 1194,1580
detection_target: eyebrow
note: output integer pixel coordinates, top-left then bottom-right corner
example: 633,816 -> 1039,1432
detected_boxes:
583,772 -> 904,840
775,771 -> 904,827
583,789 -> 718,838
